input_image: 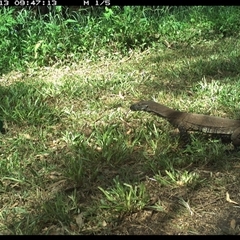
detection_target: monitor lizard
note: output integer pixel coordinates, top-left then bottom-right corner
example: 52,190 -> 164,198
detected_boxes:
130,100 -> 240,147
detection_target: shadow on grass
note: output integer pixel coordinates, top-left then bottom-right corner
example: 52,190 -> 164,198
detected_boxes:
140,37 -> 240,95
0,81 -> 61,127
3,124 -> 240,234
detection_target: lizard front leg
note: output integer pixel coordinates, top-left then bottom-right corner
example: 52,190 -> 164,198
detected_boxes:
178,125 -> 191,147
231,127 -> 240,148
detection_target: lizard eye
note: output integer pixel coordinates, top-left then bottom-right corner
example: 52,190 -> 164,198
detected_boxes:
142,105 -> 149,110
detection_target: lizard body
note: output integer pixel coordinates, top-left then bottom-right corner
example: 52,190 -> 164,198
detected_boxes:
130,100 -> 240,147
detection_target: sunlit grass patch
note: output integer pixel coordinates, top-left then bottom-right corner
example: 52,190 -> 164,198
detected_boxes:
98,177 -> 149,214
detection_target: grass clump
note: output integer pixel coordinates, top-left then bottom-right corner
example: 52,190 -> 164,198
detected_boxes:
98,177 -> 149,214
0,81 -> 61,125
1,6 -> 240,74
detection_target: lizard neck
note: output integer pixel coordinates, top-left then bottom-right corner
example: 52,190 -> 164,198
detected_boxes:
143,101 -> 180,118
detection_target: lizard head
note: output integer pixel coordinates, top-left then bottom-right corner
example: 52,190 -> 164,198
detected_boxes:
130,101 -> 151,112
130,100 -> 177,119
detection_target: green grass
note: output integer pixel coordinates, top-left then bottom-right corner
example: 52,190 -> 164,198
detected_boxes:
1,6 -> 240,235
1,6 -> 240,74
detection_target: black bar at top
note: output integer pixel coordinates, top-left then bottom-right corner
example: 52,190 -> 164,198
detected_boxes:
4,0 -> 221,7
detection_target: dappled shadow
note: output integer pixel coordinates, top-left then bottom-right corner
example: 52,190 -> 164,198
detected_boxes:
110,157 -> 240,235
1,34 -> 240,234
139,37 -> 240,95
0,81 -> 61,127
2,112 -> 240,234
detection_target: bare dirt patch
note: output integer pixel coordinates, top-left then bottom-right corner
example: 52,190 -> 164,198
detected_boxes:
109,163 -> 240,235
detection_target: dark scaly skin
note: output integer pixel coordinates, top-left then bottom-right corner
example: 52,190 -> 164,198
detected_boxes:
0,120 -> 6,134
130,100 -> 240,147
